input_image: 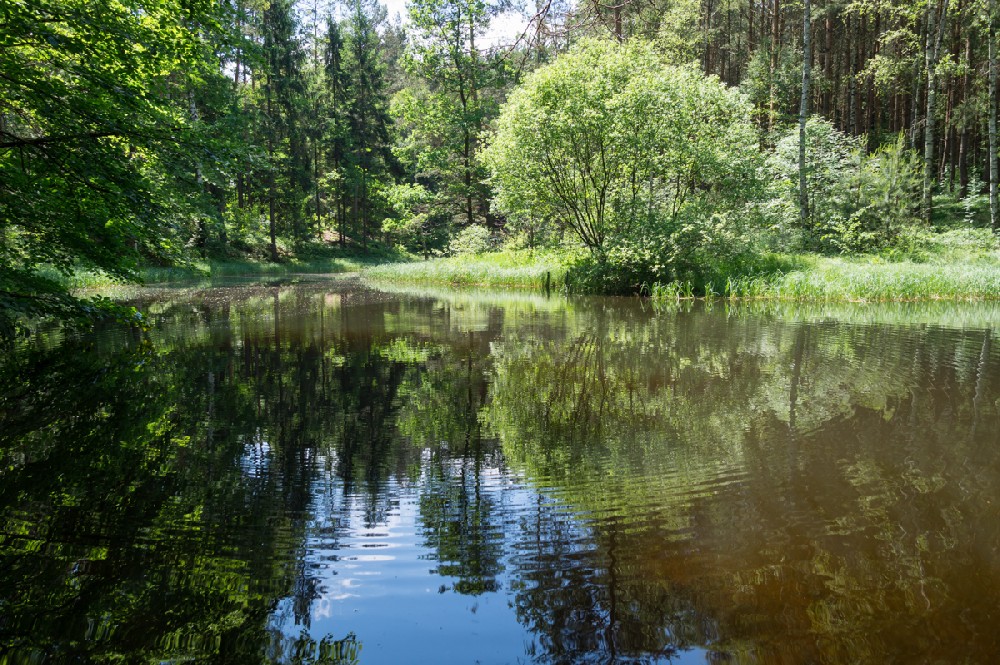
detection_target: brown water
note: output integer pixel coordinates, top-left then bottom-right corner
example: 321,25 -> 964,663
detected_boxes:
2,277 -> 999,663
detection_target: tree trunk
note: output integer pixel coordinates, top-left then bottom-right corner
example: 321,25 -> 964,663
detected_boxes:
923,0 -> 950,224
799,0 -> 811,227
339,196 -> 346,247
267,82 -> 279,262
234,0 -> 243,86
847,11 -> 857,134
823,10 -> 832,116
911,8 -> 930,150
990,0 -> 999,231
959,33 -> 971,197
769,0 -> 781,131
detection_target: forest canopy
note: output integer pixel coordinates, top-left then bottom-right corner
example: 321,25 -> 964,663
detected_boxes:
1,0 -> 220,332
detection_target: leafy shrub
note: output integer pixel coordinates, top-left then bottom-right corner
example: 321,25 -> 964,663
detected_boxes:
922,227 -> 1000,258
770,119 -> 923,253
220,204 -> 278,260
449,224 -> 493,255
484,38 -> 767,292
382,183 -> 452,258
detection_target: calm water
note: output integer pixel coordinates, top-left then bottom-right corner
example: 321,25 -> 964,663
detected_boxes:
3,278 -> 1000,664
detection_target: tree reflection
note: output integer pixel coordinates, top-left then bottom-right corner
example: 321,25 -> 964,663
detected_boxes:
0,285 -> 426,662
4,284 -> 1000,663
488,304 -> 1000,662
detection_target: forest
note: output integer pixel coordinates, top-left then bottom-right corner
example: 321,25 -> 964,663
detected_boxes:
3,0 -> 1000,334
5,4 -> 1000,658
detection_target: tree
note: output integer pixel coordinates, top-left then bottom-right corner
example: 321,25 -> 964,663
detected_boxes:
922,0 -> 951,223
382,182 -> 452,258
403,0 -> 504,229
342,0 -> 396,247
772,119 -> 922,252
323,17 -> 351,245
990,0 -> 999,231
0,0 -> 219,336
799,0 -> 812,227
484,39 -> 762,279
262,0 -> 308,260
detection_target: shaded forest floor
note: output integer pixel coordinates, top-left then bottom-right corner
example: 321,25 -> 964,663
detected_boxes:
51,245 -> 397,292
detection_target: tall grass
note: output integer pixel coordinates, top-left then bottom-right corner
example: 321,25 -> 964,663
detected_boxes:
652,254 -> 1000,307
369,239 -> 1000,304
647,230 -> 1000,306
363,250 -> 568,290
49,228 -> 1000,304
770,257 -> 1000,301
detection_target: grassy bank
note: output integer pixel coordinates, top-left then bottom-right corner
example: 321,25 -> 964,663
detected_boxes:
362,250 -> 569,290
365,229 -> 1000,303
647,254 -> 1000,304
45,229 -> 1000,303
666,230 -> 1000,303
768,255 -> 1000,302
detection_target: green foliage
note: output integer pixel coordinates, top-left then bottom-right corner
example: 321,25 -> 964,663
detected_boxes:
769,117 -> 862,250
740,45 -> 804,125
773,255 -> 1000,301
641,229 -> 1000,303
7,0 -> 1000,328
932,169 -> 994,229
851,135 -> 925,249
654,0 -> 702,64
484,39 -> 767,293
449,224 -> 493,255
770,119 -> 924,253
382,182 -> 452,257
922,226 -> 1000,257
565,243 -> 796,296
259,0 -> 311,251
218,204 -> 277,259
340,0 -> 397,242
0,0 -> 223,333
397,0 -> 508,228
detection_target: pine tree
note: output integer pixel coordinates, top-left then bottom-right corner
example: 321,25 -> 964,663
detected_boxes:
342,0 -> 395,246
262,0 -> 307,258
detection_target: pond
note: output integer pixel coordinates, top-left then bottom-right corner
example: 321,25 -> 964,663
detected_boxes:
2,277 -> 1000,664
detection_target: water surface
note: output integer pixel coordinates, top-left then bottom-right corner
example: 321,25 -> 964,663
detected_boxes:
3,278 -> 1000,663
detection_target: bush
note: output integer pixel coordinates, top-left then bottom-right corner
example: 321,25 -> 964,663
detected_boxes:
449,224 -> 493,255
565,230 -> 799,296
220,204 -> 274,259
484,38 -> 767,292
770,119 -> 923,253
382,183 -> 452,259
